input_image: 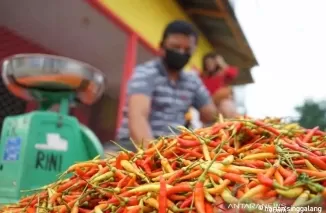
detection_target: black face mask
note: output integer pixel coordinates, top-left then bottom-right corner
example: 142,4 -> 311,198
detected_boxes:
163,48 -> 191,71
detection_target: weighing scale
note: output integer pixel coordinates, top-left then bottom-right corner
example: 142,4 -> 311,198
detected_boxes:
0,54 -> 106,204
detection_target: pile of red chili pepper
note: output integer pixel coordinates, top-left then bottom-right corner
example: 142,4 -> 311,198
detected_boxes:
2,117 -> 326,213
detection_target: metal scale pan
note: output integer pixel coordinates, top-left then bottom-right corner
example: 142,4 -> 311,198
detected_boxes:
1,54 -> 106,105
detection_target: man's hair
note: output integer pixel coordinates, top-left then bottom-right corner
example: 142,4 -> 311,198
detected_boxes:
202,52 -> 217,71
162,20 -> 198,43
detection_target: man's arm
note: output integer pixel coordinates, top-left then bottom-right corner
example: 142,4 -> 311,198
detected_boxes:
127,67 -> 155,146
192,74 -> 218,124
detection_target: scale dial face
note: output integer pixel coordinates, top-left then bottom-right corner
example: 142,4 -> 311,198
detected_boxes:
1,54 -> 106,105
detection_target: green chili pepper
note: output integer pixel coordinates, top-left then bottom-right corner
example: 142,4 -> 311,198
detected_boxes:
290,190 -> 310,209
308,182 -> 324,193
276,187 -> 303,199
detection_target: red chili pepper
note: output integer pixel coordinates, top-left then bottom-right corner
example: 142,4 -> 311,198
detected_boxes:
121,176 -> 137,193
75,167 -> 86,177
295,138 -> 309,148
127,197 -> 139,206
319,156 -> 326,162
264,164 -> 278,178
214,153 -> 231,160
179,170 -> 202,181
167,170 -> 184,185
283,173 -> 297,186
207,140 -> 221,148
57,178 -> 78,192
256,173 -> 284,189
171,161 -> 178,170
247,163 -> 259,168
247,180 -> 259,188
205,201 -> 214,213
143,155 -> 152,165
282,142 -> 317,156
252,143 -> 263,149
208,173 -> 220,182
177,136 -> 201,147
141,161 -> 152,174
180,195 -> 193,208
210,122 -> 233,135
222,173 -> 248,184
167,183 -> 192,195
159,176 -> 167,213
315,129 -> 326,136
176,147 -> 202,158
135,159 -> 152,174
296,169 -> 326,178
106,191 -> 133,204
293,159 -> 306,165
313,151 -> 323,156
115,170 -> 127,180
257,173 -> 273,187
226,148 -> 235,154
169,194 -> 187,201
134,159 -> 143,167
116,152 -> 129,170
243,127 -> 257,139
117,207 -> 126,213
183,153 -> 192,160
254,120 -> 280,136
266,190 -> 277,197
302,127 -> 319,143
278,166 -> 292,178
268,159 -> 276,164
259,145 -> 276,154
236,190 -> 245,199
305,155 -> 326,170
117,176 -> 129,189
238,160 -> 267,168
194,181 -> 205,213
145,139 -> 164,155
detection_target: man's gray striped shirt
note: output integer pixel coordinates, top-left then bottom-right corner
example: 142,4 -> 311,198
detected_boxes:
116,59 -> 212,141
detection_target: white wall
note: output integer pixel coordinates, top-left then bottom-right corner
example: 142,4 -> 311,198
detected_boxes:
233,85 -> 247,114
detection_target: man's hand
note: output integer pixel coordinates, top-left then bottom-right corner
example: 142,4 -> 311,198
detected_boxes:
128,94 -> 154,147
212,87 -> 233,105
199,103 -> 218,124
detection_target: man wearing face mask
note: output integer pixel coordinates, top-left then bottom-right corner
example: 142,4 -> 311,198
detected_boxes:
113,20 -> 217,152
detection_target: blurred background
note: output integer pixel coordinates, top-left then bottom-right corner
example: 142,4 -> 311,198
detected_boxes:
0,0 -> 325,144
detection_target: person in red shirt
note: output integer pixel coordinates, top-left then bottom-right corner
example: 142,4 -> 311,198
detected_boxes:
201,52 -> 239,118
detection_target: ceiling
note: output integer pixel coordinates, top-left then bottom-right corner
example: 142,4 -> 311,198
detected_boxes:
176,0 -> 258,85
